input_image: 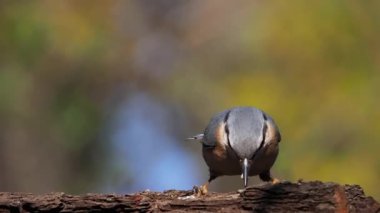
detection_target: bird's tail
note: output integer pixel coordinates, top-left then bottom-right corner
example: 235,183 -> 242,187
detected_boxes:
243,158 -> 250,187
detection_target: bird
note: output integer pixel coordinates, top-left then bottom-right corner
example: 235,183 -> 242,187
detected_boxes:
187,106 -> 281,195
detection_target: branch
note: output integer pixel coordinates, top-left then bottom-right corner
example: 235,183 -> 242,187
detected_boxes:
0,181 -> 378,212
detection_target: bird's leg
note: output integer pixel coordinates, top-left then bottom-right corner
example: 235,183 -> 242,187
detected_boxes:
259,170 -> 280,184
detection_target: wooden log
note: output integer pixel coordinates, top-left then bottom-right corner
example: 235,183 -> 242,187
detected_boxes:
0,181 -> 378,212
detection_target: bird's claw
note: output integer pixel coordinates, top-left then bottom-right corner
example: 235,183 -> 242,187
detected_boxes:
271,178 -> 280,184
193,184 -> 208,196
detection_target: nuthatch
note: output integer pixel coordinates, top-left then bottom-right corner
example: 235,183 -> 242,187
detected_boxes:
188,107 -> 281,194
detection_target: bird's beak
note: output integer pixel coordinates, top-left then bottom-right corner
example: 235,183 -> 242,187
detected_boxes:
186,134 -> 204,141
242,158 -> 250,187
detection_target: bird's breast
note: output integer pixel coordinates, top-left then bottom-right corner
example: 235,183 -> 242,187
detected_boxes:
202,145 -> 241,175
249,140 -> 279,175
202,140 -> 279,176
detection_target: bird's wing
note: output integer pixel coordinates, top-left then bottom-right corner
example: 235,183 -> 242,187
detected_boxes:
202,109 -> 230,148
264,115 -> 281,143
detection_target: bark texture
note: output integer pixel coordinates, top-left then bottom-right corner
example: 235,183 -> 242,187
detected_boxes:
0,181 -> 378,212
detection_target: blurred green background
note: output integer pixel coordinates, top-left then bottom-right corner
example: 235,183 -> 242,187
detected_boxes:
1,1 -> 380,199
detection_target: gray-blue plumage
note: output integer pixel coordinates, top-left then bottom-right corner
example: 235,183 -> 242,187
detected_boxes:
226,107 -> 267,159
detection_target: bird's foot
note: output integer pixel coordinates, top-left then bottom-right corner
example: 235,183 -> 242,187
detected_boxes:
271,178 -> 280,184
192,184 -> 208,196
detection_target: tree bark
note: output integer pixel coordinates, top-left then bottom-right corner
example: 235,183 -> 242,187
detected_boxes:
0,181 -> 378,212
